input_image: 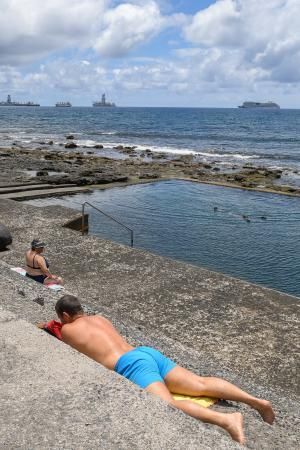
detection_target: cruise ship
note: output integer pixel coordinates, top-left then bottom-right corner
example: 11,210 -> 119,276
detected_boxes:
93,93 -> 116,107
56,102 -> 72,107
0,94 -> 40,107
238,101 -> 280,109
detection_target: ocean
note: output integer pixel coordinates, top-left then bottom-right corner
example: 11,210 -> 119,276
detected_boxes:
0,106 -> 300,185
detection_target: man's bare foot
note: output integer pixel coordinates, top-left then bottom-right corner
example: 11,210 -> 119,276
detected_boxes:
223,412 -> 245,445
254,399 -> 275,424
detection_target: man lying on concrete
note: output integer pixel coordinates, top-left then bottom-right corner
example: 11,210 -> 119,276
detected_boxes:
38,295 -> 275,444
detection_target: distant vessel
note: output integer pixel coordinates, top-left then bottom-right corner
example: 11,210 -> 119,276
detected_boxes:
0,94 -> 40,107
238,101 -> 280,109
56,102 -> 72,107
93,93 -> 116,107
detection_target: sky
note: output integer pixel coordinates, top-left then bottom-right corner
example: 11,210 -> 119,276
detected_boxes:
0,0 -> 299,107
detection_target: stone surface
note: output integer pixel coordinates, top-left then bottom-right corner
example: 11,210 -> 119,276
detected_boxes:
0,223 -> 12,249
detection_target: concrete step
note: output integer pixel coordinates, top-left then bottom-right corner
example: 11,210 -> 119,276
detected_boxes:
0,182 -> 48,188
0,183 -> 76,194
0,186 -> 91,200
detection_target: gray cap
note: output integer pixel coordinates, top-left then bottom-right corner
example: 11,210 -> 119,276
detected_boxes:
31,239 -> 46,249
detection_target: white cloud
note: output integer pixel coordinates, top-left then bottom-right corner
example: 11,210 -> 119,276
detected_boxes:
0,0 -> 106,64
0,0 -> 299,106
0,0 -> 170,64
94,1 -> 165,56
183,0 -> 300,84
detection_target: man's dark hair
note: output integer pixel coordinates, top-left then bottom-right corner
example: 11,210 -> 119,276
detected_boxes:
55,295 -> 83,317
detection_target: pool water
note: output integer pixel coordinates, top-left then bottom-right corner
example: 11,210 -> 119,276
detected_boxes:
26,180 -> 300,297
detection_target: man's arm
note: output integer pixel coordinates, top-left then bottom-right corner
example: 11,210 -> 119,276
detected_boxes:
36,320 -> 63,340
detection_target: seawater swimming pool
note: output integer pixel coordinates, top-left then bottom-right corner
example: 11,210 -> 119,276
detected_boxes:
26,180 -> 300,297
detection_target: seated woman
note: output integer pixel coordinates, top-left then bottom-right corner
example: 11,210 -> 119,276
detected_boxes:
25,239 -> 63,285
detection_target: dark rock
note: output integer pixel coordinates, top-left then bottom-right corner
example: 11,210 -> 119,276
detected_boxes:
44,154 -> 58,160
48,140 -> 54,145
204,164 -> 212,169
93,144 -> 103,149
0,224 -> 12,250
212,167 -> 220,171
65,142 -> 77,149
33,296 -> 45,306
93,174 -> 128,184
66,135 -> 74,140
154,153 -> 167,159
241,181 -> 257,188
234,174 -> 245,182
36,170 -> 48,176
114,145 -> 124,150
180,155 -> 194,163
113,175 -> 128,183
80,170 -> 96,177
139,173 -> 160,179
121,147 -> 136,154
42,166 -> 56,171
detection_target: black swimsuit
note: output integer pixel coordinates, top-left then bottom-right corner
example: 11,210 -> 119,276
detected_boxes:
26,254 -> 49,284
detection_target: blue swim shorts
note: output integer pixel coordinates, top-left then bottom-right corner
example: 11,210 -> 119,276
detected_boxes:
114,346 -> 176,389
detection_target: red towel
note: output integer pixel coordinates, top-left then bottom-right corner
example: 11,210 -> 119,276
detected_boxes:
44,320 -> 63,340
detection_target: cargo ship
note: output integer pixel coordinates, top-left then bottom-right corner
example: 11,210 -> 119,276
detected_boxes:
0,94 -> 40,107
238,101 -> 280,109
93,93 -> 115,107
56,102 -> 72,107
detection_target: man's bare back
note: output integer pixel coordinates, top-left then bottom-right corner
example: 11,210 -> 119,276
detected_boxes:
61,315 -> 133,370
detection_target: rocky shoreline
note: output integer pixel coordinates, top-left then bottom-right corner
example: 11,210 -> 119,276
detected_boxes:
1,142 -> 299,197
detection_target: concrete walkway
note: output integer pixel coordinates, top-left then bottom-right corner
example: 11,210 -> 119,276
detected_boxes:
0,198 -> 299,449
0,184 -> 91,200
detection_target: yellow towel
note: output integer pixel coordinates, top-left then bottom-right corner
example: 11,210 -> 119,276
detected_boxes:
172,394 -> 217,408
